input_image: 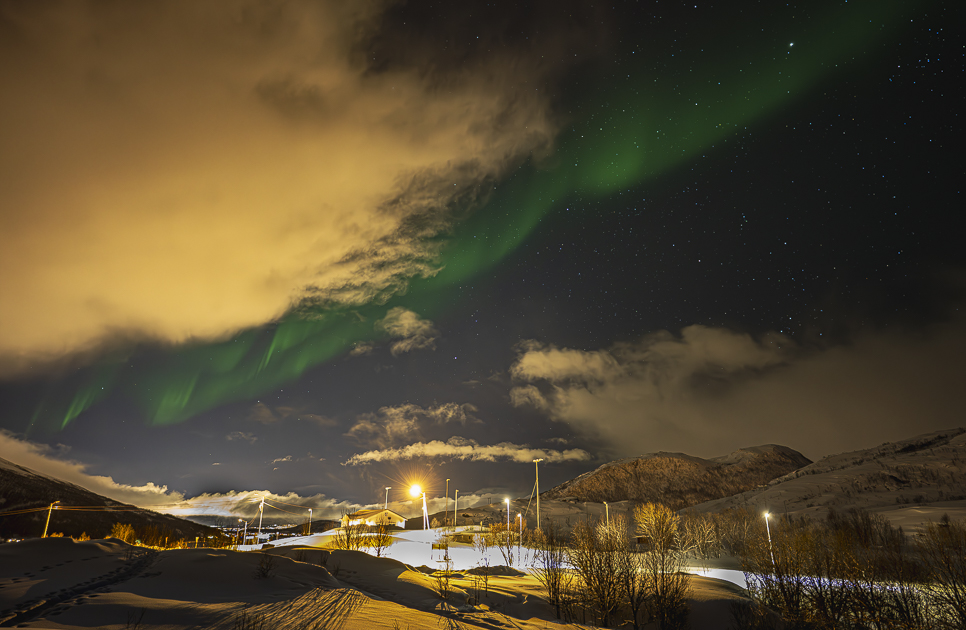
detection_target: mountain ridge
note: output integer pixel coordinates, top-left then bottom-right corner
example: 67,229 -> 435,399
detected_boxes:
542,444 -> 811,511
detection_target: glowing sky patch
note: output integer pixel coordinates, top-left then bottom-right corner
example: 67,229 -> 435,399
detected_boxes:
27,0 -> 922,432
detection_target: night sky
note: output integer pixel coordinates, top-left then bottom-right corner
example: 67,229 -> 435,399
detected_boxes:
0,0 -> 962,521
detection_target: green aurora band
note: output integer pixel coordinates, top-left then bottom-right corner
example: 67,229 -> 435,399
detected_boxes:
33,0 -> 920,431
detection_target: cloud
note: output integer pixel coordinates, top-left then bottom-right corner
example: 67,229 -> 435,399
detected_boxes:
0,0 -> 557,375
345,402 -> 477,448
247,403 -> 335,427
376,307 -> 439,355
0,430 -> 184,506
271,455 -> 293,464
226,431 -> 257,444
510,319 -> 966,460
344,435 -> 591,465
149,489 -> 362,521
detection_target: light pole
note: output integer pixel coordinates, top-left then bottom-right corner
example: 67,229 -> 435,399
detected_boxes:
410,485 -> 429,529
604,501 -> 609,528
764,512 -> 775,567
308,508 -> 312,535
446,479 -> 450,526
257,497 -> 265,544
533,458 -> 543,531
241,519 -> 248,546
517,513 -> 522,562
504,498 -> 510,530
454,489 -> 459,530
385,487 -> 391,510
42,501 -> 60,538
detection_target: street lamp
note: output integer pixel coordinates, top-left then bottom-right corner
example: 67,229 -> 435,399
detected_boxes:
238,519 -> 245,547
446,479 -> 450,526
308,508 -> 312,535
385,487 -> 391,510
517,513 -> 522,562
764,512 -> 775,567
533,458 -> 543,531
42,501 -> 60,538
410,485 -> 429,530
257,497 -> 265,544
454,489 -> 459,530
504,498 -> 510,530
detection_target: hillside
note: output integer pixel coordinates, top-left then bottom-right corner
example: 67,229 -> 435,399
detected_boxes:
689,428 -> 966,529
0,456 -> 225,543
542,445 -> 811,511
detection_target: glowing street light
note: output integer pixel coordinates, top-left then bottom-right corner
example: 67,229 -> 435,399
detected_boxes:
42,501 -> 60,538
764,512 -> 775,566
385,487 -> 392,510
446,479 -> 450,526
257,497 -> 265,543
517,513 -> 522,561
454,489 -> 459,530
308,508 -> 313,535
410,485 -> 429,530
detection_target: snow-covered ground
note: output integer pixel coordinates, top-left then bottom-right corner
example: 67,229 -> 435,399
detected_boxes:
253,525 -> 748,589
0,535 -> 749,630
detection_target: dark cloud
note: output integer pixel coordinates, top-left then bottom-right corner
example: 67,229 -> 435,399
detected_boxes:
511,316 -> 966,460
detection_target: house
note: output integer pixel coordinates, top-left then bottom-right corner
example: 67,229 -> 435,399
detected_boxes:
340,509 -> 407,528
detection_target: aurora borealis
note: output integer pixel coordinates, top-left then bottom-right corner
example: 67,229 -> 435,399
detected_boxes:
1,0 -> 962,518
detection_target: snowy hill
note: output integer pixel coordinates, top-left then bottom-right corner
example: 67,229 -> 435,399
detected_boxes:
541,444 -> 811,511
0,456 -> 223,543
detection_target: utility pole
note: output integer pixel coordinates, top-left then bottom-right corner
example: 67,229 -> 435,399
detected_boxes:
454,489 -> 458,529
257,497 -> 265,544
533,458 -> 544,531
445,479 -> 450,526
42,501 -> 60,538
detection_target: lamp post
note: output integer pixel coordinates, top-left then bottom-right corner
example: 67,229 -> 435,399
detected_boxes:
308,508 -> 312,535
446,479 -> 450,526
257,497 -> 265,544
454,489 -> 459,530
764,512 -> 775,567
504,498 -> 510,530
385,487 -> 391,510
604,501 -> 609,528
42,501 -> 60,538
533,458 -> 543,531
410,485 -> 429,529
517,513 -> 522,562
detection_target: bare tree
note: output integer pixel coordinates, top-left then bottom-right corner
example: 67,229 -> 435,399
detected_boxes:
568,518 -> 623,626
364,523 -> 394,557
486,523 -> 516,567
473,531 -> 491,598
531,519 -> 570,619
635,502 -> 691,630
917,517 -> 966,629
332,521 -> 365,551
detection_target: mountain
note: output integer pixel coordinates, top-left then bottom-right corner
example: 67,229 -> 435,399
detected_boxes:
0,456 -> 225,543
542,444 -> 811,511
688,428 -> 966,529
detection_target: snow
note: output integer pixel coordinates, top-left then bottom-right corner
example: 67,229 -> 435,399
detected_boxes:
0,532 -> 748,629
